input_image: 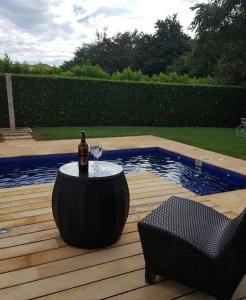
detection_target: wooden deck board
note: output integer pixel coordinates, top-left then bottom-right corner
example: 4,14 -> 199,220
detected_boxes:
0,171 -> 245,300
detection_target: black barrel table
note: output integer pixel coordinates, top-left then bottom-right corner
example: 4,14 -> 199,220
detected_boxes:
52,161 -> 130,248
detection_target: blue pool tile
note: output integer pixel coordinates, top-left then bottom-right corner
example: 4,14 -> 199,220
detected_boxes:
0,147 -> 245,195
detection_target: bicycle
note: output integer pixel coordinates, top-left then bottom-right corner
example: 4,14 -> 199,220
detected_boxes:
236,118 -> 246,137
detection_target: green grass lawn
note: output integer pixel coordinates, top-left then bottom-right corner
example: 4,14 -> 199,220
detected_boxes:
33,127 -> 246,160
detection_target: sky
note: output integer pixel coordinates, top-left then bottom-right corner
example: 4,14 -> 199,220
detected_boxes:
0,0 -> 199,66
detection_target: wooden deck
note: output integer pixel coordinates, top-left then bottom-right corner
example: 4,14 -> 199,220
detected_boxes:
0,172 -> 245,300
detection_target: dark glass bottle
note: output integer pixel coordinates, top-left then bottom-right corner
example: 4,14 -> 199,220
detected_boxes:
78,131 -> 89,173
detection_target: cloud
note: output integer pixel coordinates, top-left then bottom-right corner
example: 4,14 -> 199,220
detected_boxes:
73,5 -> 86,16
79,6 -> 129,25
0,0 -> 87,65
0,0 -> 75,39
0,0 -> 54,30
0,0 -> 197,65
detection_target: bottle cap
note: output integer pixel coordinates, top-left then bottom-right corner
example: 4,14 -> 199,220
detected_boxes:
80,131 -> 85,139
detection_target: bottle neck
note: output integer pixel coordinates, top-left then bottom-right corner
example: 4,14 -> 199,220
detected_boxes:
81,132 -> 85,143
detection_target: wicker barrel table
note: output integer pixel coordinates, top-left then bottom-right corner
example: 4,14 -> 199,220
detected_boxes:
52,161 -> 129,248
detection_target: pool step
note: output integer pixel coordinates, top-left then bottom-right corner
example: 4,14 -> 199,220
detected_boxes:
0,128 -> 34,141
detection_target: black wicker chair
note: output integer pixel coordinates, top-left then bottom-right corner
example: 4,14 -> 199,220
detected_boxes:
138,196 -> 246,300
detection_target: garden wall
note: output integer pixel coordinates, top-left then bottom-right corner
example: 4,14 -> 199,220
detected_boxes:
0,74 -> 245,127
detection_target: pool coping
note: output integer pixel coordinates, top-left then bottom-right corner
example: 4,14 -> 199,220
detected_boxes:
0,135 -> 246,177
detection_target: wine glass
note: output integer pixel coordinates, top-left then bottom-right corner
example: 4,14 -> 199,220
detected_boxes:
90,144 -> 103,171
90,144 -> 98,169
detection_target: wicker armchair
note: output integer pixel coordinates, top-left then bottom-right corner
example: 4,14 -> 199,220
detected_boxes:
138,196 -> 246,300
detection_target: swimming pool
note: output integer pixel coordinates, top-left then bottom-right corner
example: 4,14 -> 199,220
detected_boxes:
0,147 -> 245,195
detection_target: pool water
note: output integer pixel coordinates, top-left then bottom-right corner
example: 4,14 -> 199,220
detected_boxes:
0,147 -> 245,196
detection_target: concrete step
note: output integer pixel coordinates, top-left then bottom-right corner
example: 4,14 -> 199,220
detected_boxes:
0,127 -> 32,133
0,127 -> 34,141
4,135 -> 33,141
2,133 -> 32,137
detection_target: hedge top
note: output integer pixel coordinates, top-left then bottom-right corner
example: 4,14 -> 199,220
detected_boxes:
0,73 -> 243,89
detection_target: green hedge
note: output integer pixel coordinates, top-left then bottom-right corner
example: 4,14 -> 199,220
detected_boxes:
0,76 -> 8,127
0,74 -> 245,127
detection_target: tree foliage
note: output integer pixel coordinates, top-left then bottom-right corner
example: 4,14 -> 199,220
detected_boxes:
0,54 -> 62,75
62,15 -> 191,76
135,15 -> 191,75
0,54 -> 220,85
188,0 -> 246,84
62,4 -> 245,84
62,30 -> 139,74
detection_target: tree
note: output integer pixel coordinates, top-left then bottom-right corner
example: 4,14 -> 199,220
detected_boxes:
143,15 -> 190,75
0,54 -> 12,73
63,30 -> 139,74
62,15 -> 191,76
189,0 -> 246,83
